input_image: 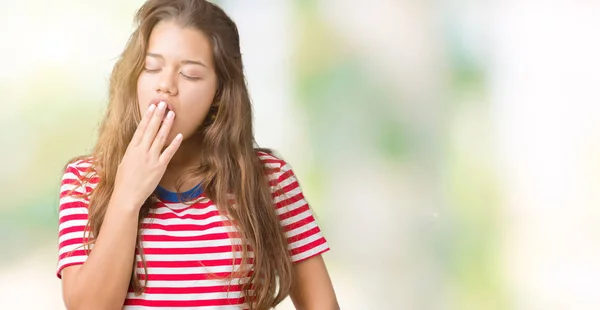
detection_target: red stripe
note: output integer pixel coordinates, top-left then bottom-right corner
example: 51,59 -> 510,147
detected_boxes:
292,247 -> 330,263
64,165 -> 83,178
278,204 -> 310,221
59,213 -> 88,224
59,225 -> 87,236
61,179 -> 82,186
141,221 -> 232,231
141,284 -> 246,294
137,272 -> 245,281
258,157 -> 283,165
57,262 -> 85,279
143,245 -> 244,255
142,232 -> 239,242
59,201 -> 88,211
291,237 -> 327,256
275,192 -> 304,209
277,169 -> 294,183
58,237 -> 86,249
287,226 -> 321,244
60,177 -> 98,188
124,297 -> 247,307
282,215 -> 313,232
59,249 -> 88,260
148,210 -> 222,221
59,188 -> 93,198
137,258 -> 253,268
280,179 -> 300,194
154,200 -> 213,213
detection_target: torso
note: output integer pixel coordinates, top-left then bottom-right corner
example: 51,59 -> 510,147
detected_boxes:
125,191 -> 252,309
57,152 -> 330,310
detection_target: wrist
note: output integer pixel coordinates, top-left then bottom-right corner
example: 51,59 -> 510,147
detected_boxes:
110,189 -> 143,213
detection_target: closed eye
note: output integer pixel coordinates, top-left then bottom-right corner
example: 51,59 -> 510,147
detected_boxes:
180,72 -> 201,81
144,68 -> 161,73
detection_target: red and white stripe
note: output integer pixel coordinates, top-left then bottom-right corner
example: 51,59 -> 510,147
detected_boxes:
57,153 -> 329,309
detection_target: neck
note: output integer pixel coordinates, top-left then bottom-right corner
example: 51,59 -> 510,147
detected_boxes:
160,134 -> 203,192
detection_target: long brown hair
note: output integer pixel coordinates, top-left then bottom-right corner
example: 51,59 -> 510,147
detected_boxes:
68,1 -> 293,309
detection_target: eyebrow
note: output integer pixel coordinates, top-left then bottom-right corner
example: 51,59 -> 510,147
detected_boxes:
146,53 -> 207,68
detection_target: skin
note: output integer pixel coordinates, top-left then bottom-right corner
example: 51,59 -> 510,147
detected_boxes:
61,21 -> 339,310
136,20 -> 218,190
290,255 -> 340,310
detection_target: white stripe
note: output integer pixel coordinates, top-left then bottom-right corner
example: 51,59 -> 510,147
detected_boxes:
257,152 -> 276,159
61,171 -> 81,181
275,171 -> 296,188
142,215 -> 230,227
276,198 -> 306,216
58,219 -> 88,232
137,264 -> 244,275
58,206 -> 88,219
288,231 -> 323,250
141,278 -> 251,288
125,291 -> 243,301
141,226 -> 238,237
264,164 -> 280,172
141,238 -> 241,249
59,183 -> 88,193
279,208 -> 312,227
58,243 -> 89,256
151,203 -> 219,215
69,160 -> 92,168
57,254 -> 87,275
139,252 -> 253,262
273,186 -> 301,204
125,304 -> 245,310
291,243 -> 329,263
285,221 -> 318,239
59,195 -> 89,205
59,231 -> 87,244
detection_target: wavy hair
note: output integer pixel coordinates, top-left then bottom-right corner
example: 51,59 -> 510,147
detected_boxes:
68,1 -> 293,309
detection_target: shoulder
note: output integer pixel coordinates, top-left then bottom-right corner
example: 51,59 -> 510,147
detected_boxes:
256,149 -> 294,180
256,149 -> 306,200
60,156 -> 99,191
63,156 -> 96,177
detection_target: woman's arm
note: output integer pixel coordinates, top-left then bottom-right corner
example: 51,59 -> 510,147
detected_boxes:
60,102 -> 182,309
289,255 -> 340,310
61,195 -> 140,310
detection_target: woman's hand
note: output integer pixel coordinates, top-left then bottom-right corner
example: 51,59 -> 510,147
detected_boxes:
113,101 -> 182,208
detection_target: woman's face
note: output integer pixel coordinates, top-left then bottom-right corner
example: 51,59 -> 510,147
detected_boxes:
137,20 -> 218,144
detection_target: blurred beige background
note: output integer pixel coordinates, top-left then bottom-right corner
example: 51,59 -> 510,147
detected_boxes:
1,0 -> 600,309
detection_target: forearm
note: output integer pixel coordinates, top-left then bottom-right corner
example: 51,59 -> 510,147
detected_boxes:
65,195 -> 140,310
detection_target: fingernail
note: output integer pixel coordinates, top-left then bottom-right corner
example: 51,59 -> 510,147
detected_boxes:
148,104 -> 156,111
158,101 -> 166,109
166,111 -> 174,119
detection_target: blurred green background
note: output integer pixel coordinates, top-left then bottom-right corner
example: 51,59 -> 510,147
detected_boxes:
2,1 -> 600,309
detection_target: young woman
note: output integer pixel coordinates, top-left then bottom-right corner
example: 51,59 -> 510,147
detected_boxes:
56,0 -> 338,309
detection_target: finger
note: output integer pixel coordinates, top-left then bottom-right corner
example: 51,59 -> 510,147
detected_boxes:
158,133 -> 183,165
131,104 -> 156,146
141,101 -> 167,149
150,110 -> 175,154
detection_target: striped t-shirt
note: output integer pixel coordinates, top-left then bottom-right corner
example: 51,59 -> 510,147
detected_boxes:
56,152 -> 330,309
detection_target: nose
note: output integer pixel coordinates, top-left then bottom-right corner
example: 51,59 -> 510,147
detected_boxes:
156,70 -> 178,96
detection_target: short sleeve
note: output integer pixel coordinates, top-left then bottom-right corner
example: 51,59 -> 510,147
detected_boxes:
264,155 -> 330,263
56,160 -> 94,279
